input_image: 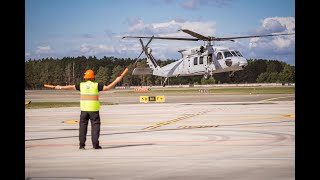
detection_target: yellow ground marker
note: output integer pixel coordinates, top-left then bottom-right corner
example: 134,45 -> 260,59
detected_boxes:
143,110 -> 210,130
62,120 -> 79,124
283,114 -> 295,118
25,101 -> 31,105
259,95 -> 295,102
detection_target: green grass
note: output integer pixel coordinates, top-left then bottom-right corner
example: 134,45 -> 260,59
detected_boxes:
26,86 -> 294,109
25,102 -> 117,109
115,86 -> 295,94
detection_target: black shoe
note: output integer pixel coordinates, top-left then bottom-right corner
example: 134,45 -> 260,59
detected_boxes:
79,147 -> 85,150
94,146 -> 102,149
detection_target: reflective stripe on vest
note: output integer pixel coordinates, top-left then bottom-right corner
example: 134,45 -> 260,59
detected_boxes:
80,81 -> 100,111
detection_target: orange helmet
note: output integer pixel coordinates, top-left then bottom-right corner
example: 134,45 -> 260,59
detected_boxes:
84,69 -> 95,80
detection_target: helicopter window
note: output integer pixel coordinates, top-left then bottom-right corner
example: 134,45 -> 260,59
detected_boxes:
223,51 -> 233,58
217,52 -> 223,60
194,57 -> 198,65
199,56 -> 203,64
231,51 -> 238,56
235,51 -> 243,57
208,54 -> 212,64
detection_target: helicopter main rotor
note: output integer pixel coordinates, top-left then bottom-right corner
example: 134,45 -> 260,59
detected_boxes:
122,29 -> 294,45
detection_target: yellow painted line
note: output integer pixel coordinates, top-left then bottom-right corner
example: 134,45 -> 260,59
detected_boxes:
143,110 -> 210,130
62,120 -> 160,125
259,95 -> 295,102
283,114 -> 295,118
62,120 -> 79,124
62,114 -> 294,127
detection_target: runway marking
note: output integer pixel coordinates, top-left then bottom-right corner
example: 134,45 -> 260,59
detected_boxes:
218,119 -> 295,127
259,95 -> 295,102
179,125 -> 219,129
183,114 -> 295,123
178,115 -> 294,129
25,137 -> 291,148
283,114 -> 295,118
62,120 -> 160,125
178,120 -> 294,129
143,110 -> 211,130
63,120 -> 79,124
61,114 -> 294,127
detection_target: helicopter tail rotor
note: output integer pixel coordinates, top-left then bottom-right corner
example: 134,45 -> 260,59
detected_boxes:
134,36 -> 154,68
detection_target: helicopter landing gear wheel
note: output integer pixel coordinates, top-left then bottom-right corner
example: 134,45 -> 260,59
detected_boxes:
204,73 -> 209,80
229,71 -> 235,78
162,77 -> 168,87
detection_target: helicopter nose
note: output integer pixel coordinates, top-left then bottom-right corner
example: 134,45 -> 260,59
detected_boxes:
239,58 -> 248,68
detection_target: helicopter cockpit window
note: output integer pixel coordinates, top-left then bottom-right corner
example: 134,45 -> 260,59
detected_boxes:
231,51 -> 238,56
223,51 -> 233,58
235,51 -> 243,57
217,52 -> 223,60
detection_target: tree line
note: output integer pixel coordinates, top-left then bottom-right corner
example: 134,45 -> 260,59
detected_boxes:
25,56 -> 295,89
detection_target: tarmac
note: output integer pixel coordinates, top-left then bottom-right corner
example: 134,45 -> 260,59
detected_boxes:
25,90 -> 295,180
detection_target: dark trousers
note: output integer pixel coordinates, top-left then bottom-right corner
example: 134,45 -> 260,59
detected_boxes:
79,111 -> 101,148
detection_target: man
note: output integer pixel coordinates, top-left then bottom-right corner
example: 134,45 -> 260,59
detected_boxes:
44,68 -> 128,149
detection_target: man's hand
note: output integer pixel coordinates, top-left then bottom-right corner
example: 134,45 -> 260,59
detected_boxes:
44,84 -> 55,89
116,68 -> 129,83
102,68 -> 129,91
55,85 -> 62,90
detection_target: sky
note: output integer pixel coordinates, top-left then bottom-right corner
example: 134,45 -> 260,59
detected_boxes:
25,0 -> 295,65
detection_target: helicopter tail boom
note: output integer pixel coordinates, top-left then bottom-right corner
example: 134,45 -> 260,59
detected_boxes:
145,48 -> 166,77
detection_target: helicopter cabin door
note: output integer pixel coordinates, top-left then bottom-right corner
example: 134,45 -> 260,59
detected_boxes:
189,55 -> 207,75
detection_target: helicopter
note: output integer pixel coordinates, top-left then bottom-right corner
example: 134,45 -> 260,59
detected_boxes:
122,29 -> 294,87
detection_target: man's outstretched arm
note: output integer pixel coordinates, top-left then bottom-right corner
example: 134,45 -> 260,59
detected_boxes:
44,84 -> 76,90
103,68 -> 128,91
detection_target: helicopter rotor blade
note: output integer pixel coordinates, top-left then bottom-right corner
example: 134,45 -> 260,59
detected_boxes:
134,54 -> 142,68
139,38 -> 148,55
139,38 -> 145,50
136,50 -> 144,59
213,33 -> 295,41
123,36 -> 199,41
131,39 -> 145,68
123,30 -> 294,43
179,29 -> 208,41
145,35 -> 154,48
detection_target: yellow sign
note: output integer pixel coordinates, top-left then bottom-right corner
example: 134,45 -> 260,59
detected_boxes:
156,96 -> 165,102
140,96 -> 149,103
140,96 -> 165,103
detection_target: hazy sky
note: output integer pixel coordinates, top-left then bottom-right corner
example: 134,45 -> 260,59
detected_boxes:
25,0 -> 295,64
